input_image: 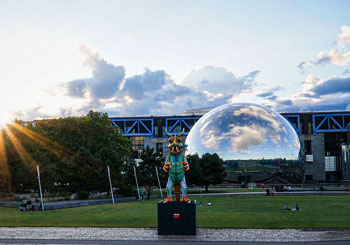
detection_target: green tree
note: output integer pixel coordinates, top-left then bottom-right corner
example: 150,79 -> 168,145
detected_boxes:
186,154 -> 203,187
200,153 -> 226,192
136,146 -> 164,196
4,111 -> 131,198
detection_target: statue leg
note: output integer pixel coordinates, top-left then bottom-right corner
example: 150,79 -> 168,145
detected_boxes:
164,177 -> 173,202
180,176 -> 191,202
180,176 -> 187,196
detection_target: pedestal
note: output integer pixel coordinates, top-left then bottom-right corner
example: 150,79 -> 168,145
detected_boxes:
157,201 -> 196,235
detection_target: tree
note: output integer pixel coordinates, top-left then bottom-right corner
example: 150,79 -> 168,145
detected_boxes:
186,154 -> 203,187
3,111 -> 131,197
136,146 -> 164,195
187,153 -> 226,192
200,153 -> 226,192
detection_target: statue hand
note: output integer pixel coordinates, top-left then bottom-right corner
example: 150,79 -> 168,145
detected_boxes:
163,162 -> 171,173
183,162 -> 189,171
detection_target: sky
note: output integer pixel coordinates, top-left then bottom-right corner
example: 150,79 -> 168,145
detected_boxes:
1,0 -> 350,123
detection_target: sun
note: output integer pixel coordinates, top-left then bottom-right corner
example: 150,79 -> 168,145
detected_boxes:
0,111 -> 11,130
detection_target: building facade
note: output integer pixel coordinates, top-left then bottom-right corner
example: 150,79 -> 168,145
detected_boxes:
110,110 -> 350,183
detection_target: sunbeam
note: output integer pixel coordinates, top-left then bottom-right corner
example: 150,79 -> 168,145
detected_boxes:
4,125 -> 35,170
10,122 -> 71,160
0,130 -> 11,191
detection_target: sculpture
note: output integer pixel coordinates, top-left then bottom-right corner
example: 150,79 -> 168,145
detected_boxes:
162,129 -> 191,202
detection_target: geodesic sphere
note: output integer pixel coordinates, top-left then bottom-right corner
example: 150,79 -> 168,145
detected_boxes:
185,103 -> 302,182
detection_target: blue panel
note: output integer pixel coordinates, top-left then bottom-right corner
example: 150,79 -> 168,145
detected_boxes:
282,115 -> 301,135
313,113 -> 350,134
165,116 -> 201,136
110,118 -> 154,136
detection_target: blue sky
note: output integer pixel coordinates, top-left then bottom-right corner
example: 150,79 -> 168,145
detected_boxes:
0,0 -> 350,121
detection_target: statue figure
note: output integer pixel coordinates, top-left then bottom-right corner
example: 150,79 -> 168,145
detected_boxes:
162,129 -> 191,202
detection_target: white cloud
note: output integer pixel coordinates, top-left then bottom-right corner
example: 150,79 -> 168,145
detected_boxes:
337,25 -> 350,45
15,49 -> 260,120
299,25 -> 350,69
316,49 -> 350,66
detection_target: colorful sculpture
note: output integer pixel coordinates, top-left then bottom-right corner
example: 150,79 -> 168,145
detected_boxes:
162,129 -> 191,202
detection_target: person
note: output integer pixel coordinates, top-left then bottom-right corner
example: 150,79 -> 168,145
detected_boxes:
295,203 -> 300,211
139,190 -> 144,200
284,203 -> 291,211
147,190 -> 151,200
199,202 -> 204,206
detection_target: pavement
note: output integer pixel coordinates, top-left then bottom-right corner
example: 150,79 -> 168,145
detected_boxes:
0,227 -> 350,243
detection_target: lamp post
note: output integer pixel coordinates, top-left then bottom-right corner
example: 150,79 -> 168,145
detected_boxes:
155,167 -> 163,198
37,165 -> 44,211
107,165 -> 115,204
134,166 -> 141,200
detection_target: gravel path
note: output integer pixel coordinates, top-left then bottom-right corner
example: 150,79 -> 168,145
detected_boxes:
0,228 -> 349,242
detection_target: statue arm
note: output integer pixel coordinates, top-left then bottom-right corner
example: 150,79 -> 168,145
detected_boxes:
163,157 -> 171,173
183,158 -> 190,171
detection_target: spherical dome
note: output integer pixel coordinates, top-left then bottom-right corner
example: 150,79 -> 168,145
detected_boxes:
185,103 -> 303,182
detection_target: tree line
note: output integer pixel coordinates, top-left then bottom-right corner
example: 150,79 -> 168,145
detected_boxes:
0,111 -> 226,198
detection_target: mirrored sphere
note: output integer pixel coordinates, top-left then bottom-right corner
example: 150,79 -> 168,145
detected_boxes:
185,103 -> 303,183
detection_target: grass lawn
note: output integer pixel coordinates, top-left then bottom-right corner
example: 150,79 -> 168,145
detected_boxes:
1,195 -> 350,228
152,188 -> 263,195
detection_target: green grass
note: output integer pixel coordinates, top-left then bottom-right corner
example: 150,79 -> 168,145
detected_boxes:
152,188 -> 263,195
1,196 -> 350,228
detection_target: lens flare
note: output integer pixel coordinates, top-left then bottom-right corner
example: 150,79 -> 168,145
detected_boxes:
0,130 -> 11,190
10,122 -> 71,160
4,124 -> 35,170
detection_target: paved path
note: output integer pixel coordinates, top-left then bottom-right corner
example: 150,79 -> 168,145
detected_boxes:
188,191 -> 350,197
1,240 -> 350,244
0,228 -> 350,243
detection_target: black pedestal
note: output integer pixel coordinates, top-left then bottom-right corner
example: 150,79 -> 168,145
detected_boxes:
157,201 -> 196,235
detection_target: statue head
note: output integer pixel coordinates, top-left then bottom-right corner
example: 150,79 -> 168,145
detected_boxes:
166,128 -> 185,154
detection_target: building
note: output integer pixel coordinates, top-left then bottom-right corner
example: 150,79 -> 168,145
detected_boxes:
110,109 -> 350,183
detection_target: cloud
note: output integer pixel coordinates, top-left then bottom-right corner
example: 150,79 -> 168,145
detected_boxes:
119,69 -> 170,100
315,49 -> 350,66
311,77 -> 350,96
343,69 -> 350,75
182,66 -> 259,96
61,59 -> 260,117
299,25 -> 350,69
337,25 -> 350,45
299,49 -> 350,69
274,75 -> 350,112
15,45 -> 262,120
11,106 -> 51,121
257,92 -> 273,98
61,46 -> 125,100
256,85 -> 282,101
62,79 -> 87,98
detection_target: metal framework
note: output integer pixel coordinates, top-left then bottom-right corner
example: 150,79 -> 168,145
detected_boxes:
313,113 -> 350,134
111,113 -> 350,137
282,115 -> 301,135
111,118 -> 154,136
165,117 -> 201,136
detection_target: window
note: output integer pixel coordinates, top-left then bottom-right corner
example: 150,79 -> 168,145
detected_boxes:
306,175 -> 313,181
156,143 -> 163,156
131,137 -> 144,158
304,140 -> 311,154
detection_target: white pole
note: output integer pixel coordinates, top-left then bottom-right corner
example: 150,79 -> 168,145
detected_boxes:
36,165 -> 45,211
107,165 -> 115,204
155,167 -> 163,198
133,166 -> 141,200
